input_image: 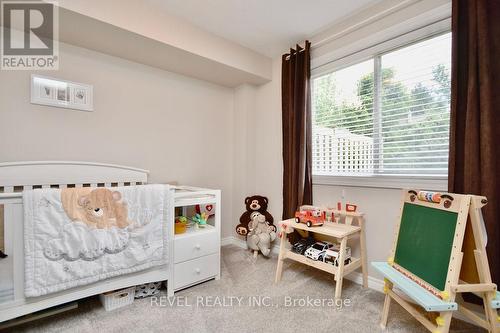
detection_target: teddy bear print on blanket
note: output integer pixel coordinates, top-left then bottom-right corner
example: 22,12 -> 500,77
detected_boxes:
61,188 -> 131,229
44,188 -> 136,261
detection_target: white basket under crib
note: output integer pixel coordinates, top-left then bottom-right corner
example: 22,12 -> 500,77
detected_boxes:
99,286 -> 135,311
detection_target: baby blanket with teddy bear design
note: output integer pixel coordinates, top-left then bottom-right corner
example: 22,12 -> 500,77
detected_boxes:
23,184 -> 170,297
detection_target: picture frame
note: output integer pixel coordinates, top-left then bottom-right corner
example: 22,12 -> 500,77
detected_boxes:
31,75 -> 93,112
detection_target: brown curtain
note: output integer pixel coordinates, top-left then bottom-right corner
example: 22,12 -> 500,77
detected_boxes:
449,0 -> 500,283
282,41 -> 313,220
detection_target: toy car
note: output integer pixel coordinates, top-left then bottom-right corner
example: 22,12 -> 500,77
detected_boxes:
322,244 -> 352,266
295,205 -> 326,227
304,241 -> 334,261
291,237 -> 316,255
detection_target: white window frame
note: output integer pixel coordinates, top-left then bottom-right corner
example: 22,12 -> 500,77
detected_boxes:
311,19 -> 451,191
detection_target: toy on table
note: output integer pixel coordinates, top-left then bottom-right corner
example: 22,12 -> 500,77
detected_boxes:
336,201 -> 357,212
323,245 -> 352,266
291,236 -> 316,255
236,195 -> 275,237
324,208 -> 337,222
246,212 -> 276,257
345,204 -> 357,212
192,212 -> 208,228
294,205 -> 326,227
174,216 -> 188,234
304,241 -> 333,261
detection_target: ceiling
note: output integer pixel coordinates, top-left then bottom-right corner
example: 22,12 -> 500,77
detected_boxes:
144,0 -> 382,58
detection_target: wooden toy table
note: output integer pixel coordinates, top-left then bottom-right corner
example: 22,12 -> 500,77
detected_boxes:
274,213 -> 367,300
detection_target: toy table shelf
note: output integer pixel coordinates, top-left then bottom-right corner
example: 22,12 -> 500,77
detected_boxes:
285,251 -> 362,276
287,219 -> 361,238
275,216 -> 368,300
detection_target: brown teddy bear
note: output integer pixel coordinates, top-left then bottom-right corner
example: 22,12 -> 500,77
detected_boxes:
235,195 -> 275,236
61,188 -> 130,229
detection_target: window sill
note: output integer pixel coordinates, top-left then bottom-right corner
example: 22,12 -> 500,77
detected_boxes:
312,175 -> 448,191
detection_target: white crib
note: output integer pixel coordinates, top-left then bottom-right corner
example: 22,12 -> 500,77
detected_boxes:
0,161 -> 173,323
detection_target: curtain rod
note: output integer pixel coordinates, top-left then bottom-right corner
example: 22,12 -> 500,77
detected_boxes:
283,40 -> 311,59
310,0 -> 416,50
283,0 -> 417,58
311,16 -> 450,71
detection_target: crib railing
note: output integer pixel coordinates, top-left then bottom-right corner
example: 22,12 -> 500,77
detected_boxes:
0,182 -> 144,195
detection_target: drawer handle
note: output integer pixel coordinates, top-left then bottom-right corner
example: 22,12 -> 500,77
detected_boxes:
195,268 -> 201,274
195,244 -> 201,250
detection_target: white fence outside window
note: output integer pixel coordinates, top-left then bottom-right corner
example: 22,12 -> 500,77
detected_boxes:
313,127 -> 374,175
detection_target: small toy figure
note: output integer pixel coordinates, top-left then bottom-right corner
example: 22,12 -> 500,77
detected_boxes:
192,212 -> 208,228
294,205 -> 326,227
176,216 -> 188,224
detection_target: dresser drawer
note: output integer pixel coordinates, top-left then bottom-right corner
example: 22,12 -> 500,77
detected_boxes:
174,231 -> 218,263
174,253 -> 218,290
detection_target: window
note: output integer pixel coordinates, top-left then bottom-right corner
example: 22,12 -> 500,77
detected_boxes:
312,33 -> 451,185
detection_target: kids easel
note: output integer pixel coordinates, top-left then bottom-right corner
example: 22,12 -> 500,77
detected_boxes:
372,190 -> 499,333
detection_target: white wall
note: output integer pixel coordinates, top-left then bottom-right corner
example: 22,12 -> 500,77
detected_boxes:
232,84 -> 257,228
254,59 -> 283,222
0,41 -> 236,238
231,77 -> 284,228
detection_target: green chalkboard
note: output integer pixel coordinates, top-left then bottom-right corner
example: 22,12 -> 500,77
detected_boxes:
394,203 -> 458,291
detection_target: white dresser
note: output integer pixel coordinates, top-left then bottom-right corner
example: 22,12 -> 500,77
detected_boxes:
169,186 -> 221,295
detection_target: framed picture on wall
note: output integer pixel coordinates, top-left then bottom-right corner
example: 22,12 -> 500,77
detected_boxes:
31,75 -> 93,111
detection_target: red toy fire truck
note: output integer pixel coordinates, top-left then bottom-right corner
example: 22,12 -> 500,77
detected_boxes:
294,205 -> 326,227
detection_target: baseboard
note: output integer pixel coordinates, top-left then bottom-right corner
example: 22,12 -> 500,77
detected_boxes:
221,236 -> 239,247
344,271 -> 384,292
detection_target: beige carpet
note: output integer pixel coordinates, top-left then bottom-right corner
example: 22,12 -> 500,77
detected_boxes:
4,245 -> 483,333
